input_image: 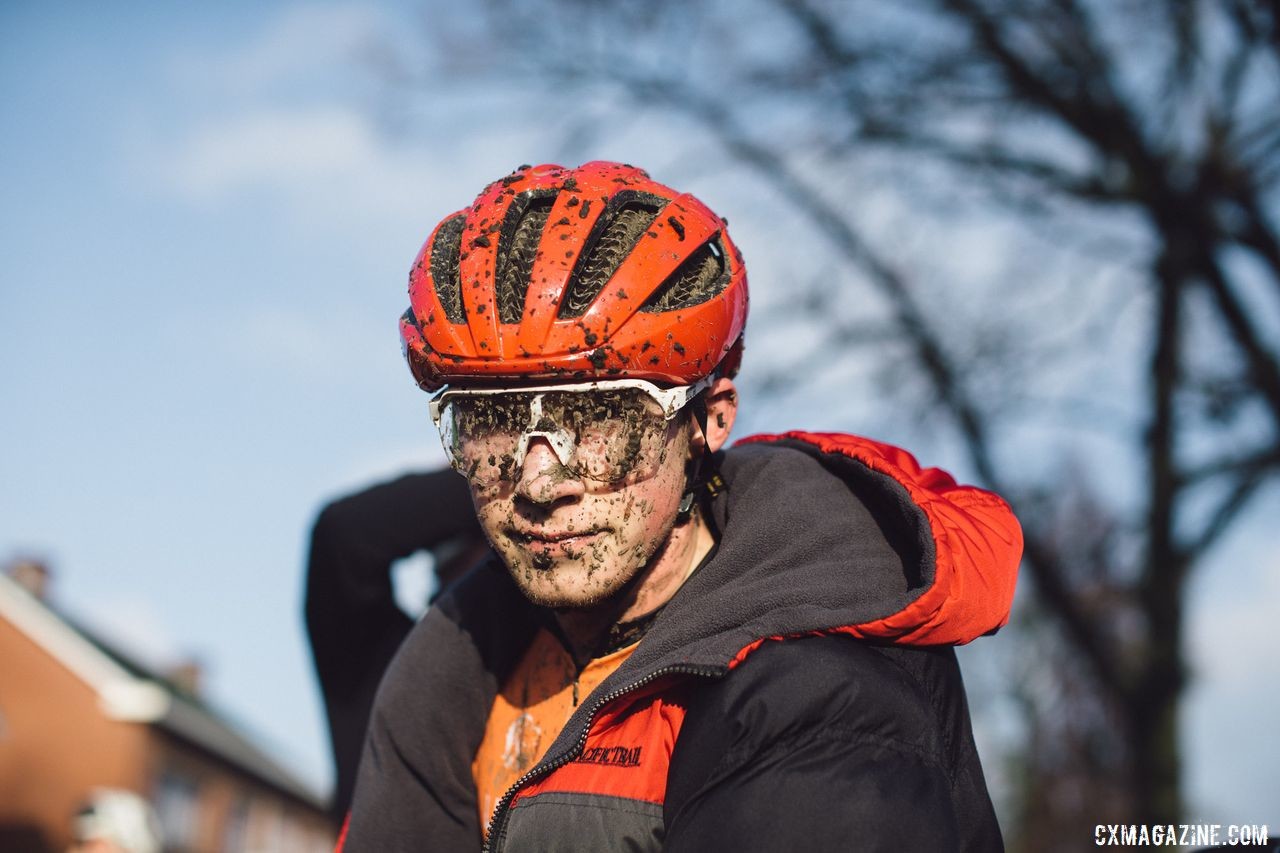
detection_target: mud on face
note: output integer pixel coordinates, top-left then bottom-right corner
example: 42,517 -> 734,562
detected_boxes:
468,412 -> 694,612
448,388 -> 672,485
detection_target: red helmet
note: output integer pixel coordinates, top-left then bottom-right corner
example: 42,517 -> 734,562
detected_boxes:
400,161 -> 748,391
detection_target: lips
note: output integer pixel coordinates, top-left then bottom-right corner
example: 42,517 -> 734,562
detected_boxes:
510,526 -> 607,548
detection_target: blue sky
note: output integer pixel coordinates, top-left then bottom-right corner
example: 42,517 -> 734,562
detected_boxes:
2,0 -> 1276,827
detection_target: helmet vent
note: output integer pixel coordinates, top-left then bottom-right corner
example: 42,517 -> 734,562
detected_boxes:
640,238 -> 728,313
558,201 -> 659,318
496,195 -> 555,323
430,214 -> 467,323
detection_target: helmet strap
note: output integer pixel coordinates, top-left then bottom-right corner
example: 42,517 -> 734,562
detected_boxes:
677,393 -> 713,521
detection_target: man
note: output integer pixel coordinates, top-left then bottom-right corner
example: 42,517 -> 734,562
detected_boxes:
343,161 -> 1021,851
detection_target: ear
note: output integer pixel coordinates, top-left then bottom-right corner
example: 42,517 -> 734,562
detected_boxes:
689,377 -> 738,454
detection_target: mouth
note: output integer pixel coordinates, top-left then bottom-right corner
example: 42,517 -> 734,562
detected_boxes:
509,526 -> 608,554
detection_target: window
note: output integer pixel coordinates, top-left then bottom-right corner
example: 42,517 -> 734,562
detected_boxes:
153,770 -> 200,852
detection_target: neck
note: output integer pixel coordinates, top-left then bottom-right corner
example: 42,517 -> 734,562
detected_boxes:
554,508 -> 714,664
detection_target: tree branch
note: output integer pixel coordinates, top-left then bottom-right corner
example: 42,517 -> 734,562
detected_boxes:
940,0 -> 1169,205
1181,457 -> 1280,560
587,64 -> 1133,697
1196,248 -> 1280,426
1177,443 -> 1280,486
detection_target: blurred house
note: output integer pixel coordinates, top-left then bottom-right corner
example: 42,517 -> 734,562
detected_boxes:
0,562 -> 334,853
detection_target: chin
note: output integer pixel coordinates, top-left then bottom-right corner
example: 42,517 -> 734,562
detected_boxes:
501,548 -> 639,610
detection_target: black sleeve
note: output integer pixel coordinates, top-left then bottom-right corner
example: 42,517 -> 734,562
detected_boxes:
343,606 -> 490,853
663,637 -> 1001,852
344,564 -> 539,853
303,469 -> 482,819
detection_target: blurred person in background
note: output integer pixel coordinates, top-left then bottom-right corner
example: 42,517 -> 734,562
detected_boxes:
67,789 -> 161,853
342,162 -> 1022,851
304,470 -> 488,820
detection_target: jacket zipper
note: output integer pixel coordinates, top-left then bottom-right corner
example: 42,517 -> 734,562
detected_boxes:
482,662 -> 723,852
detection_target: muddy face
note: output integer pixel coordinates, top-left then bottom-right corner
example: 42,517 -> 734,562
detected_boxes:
470,418 -> 692,610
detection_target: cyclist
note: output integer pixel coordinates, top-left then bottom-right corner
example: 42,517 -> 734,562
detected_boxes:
342,162 -> 1021,851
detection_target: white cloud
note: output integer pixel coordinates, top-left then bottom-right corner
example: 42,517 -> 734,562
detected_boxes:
142,96 -> 540,234
136,2 -> 516,228
160,107 -> 424,207
171,3 -> 393,94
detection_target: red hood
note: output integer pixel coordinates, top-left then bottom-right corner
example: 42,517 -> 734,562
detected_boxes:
560,429 -> 1025,683
726,431 -> 1022,657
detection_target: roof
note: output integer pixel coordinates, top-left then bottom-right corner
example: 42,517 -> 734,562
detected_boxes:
0,572 -> 328,811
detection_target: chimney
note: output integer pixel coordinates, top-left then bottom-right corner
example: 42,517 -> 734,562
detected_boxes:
6,558 -> 51,601
166,659 -> 203,698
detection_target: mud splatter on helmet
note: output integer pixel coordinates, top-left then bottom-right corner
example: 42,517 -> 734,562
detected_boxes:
400,161 -> 748,391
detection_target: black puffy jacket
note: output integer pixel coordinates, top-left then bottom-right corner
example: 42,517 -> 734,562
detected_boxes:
342,432 -> 1022,852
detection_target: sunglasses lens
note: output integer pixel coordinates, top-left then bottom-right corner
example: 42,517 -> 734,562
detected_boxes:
440,395 -> 529,485
543,389 -> 666,481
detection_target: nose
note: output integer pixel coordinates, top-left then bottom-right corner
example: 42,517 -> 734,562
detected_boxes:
515,437 -> 585,505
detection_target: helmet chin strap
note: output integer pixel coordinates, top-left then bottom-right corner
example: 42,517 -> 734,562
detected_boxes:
677,394 -> 712,521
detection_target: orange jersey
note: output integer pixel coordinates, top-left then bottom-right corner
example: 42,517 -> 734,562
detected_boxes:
472,628 -> 638,834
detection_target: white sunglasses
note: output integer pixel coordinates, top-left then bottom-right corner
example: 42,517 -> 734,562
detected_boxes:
429,375 -> 713,483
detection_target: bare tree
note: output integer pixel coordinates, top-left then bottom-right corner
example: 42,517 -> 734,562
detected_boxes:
389,0 -> 1280,840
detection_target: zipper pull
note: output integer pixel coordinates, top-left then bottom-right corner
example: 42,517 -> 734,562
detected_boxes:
572,677 -> 580,707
